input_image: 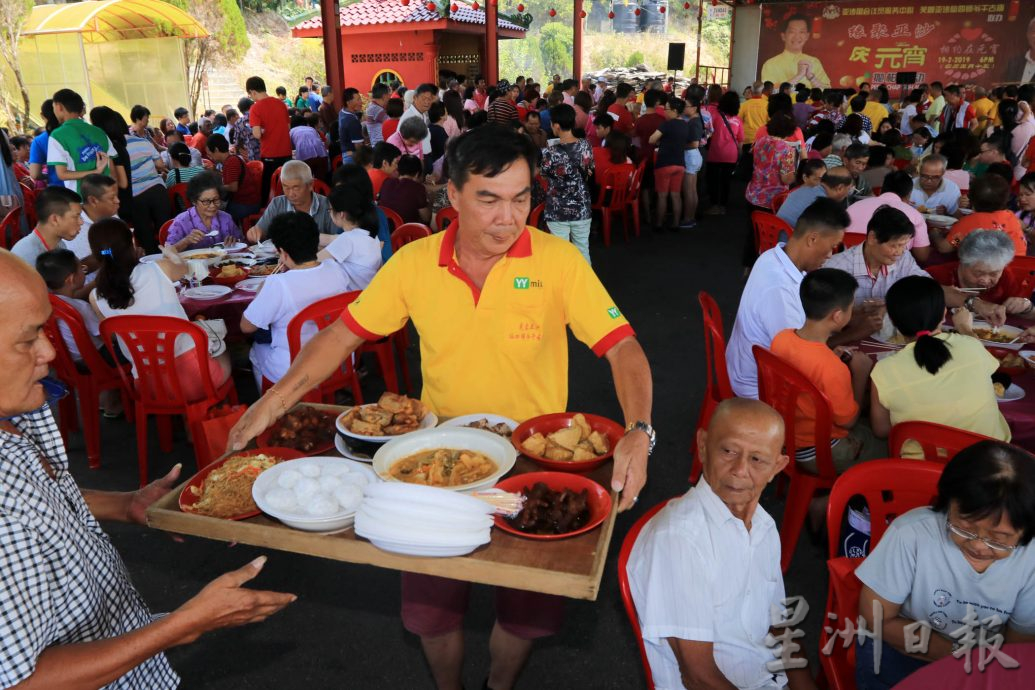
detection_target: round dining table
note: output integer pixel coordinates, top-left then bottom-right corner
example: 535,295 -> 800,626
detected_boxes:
180,285 -> 256,339
892,642 -> 1035,690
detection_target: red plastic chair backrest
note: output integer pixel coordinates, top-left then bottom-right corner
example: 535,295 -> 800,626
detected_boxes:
825,458 -> 943,559
436,206 -> 459,233
0,207 -> 21,251
20,184 -> 37,228
286,291 -> 362,359
245,159 -> 264,180
618,498 -> 673,690
391,223 -> 432,252
331,154 -> 343,171
871,186 -> 882,196
699,291 -> 734,403
887,421 -> 993,463
842,232 -> 866,248
183,134 -> 194,147
751,210 -> 792,254
379,206 -> 405,233
627,160 -> 647,199
99,315 -> 219,407
597,163 -> 636,211
270,167 -> 284,200
821,556 -> 865,690
770,189 -> 790,213
158,219 -> 174,246
168,183 -> 190,213
754,345 -> 838,478
45,295 -> 122,383
313,179 -> 331,196
528,203 -> 545,230
1006,255 -> 1035,296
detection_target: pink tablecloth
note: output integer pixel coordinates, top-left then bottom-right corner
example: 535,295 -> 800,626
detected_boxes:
892,643 -> 1035,690
180,288 -> 254,338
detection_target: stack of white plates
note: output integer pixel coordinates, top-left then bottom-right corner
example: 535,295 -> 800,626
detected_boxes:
355,483 -> 495,557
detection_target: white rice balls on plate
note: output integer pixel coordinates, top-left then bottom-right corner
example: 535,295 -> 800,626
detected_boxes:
305,495 -> 340,518
257,460 -> 374,523
277,469 -> 301,489
264,488 -> 298,512
334,484 -> 364,513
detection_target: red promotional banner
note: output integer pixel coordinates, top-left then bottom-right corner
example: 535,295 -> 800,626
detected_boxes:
756,1 -> 1034,90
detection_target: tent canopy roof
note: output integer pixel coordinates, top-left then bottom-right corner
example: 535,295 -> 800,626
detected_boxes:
23,0 -> 207,44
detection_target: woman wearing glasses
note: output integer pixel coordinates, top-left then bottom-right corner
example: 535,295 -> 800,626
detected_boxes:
164,172 -> 240,252
853,439 -> 1035,689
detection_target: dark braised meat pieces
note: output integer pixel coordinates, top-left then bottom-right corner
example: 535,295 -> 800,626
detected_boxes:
506,482 -> 590,535
266,407 -> 335,452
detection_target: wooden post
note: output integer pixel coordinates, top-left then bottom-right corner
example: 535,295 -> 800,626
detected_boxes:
320,0 -> 345,109
486,0 -> 499,84
695,0 -> 703,82
573,0 -> 584,80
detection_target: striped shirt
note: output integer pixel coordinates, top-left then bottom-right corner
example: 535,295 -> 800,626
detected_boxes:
125,135 -> 165,196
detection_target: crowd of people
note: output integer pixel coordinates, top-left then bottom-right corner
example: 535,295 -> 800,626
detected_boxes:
2,62 -> 1035,690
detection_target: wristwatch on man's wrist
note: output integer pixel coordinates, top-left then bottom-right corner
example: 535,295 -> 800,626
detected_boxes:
625,421 -> 656,456
964,295 -> 977,313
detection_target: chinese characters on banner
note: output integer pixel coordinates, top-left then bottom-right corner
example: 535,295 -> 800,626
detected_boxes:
756,1 -> 1034,89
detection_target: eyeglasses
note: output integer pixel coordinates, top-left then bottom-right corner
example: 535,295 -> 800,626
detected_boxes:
195,197 -> 221,206
919,174 -> 943,181
946,519 -> 1018,553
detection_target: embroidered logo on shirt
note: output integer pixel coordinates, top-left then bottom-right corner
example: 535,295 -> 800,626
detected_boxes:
513,277 -> 543,289
607,306 -> 622,319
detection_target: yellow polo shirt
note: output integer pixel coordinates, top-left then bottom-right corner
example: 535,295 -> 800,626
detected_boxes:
972,97 -> 996,129
862,101 -> 888,133
342,226 -> 635,421
760,51 -> 830,90
738,97 -> 770,144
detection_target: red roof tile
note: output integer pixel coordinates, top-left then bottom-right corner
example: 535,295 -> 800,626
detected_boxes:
296,0 -> 525,32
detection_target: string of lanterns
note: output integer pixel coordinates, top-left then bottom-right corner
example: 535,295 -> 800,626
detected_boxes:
402,0 -> 708,21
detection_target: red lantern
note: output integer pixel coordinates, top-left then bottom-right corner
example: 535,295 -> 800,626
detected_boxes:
608,10 -> 614,18
659,5 -> 665,12
471,0 -> 479,8
683,1 -> 689,7
450,2 -> 457,9
426,1 -> 435,9
711,0 -> 717,5
548,7 -> 556,16
634,7 -> 641,15
517,2 -> 524,10
580,9 -> 586,17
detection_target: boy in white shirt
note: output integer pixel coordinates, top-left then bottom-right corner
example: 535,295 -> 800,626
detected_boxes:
241,212 -> 350,391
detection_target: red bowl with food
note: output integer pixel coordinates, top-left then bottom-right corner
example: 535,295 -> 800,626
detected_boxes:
493,471 -> 612,540
178,446 -> 306,519
209,265 -> 251,286
510,412 -> 625,472
988,346 -> 1026,375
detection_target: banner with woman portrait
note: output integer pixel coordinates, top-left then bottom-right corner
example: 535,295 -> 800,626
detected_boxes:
756,1 -> 1035,89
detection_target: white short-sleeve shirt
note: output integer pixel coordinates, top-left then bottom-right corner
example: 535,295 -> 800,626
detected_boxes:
909,178 -> 961,215
726,244 -> 806,399
856,507 -> 1035,638
323,229 -> 383,291
243,261 -> 350,384
627,480 -> 787,690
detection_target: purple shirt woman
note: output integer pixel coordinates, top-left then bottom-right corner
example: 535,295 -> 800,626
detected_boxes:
165,172 -> 241,251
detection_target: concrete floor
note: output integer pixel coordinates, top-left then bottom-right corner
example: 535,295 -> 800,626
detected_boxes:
66,197 -> 830,689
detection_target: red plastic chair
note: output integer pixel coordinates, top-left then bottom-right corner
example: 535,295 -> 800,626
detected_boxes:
842,232 -> 866,249
242,211 -> 264,237
379,206 -> 405,233
312,179 -> 331,196
0,207 -> 21,251
20,184 -> 37,228
770,189 -> 790,213
819,460 -> 943,690
100,315 -> 238,486
888,421 -> 993,463
871,186 -> 882,196
751,210 -> 792,254
168,183 -> 190,214
157,219 -> 174,246
618,498 -> 673,690
390,222 -> 432,252
270,167 -> 284,202
44,296 -> 134,470
591,163 -> 635,246
624,159 -> 647,237
261,292 -> 365,405
183,134 -> 194,147
436,206 -> 458,233
1005,254 -> 1035,296
528,202 -> 545,230
753,345 -> 839,572
690,291 -> 735,483
331,154 -> 343,171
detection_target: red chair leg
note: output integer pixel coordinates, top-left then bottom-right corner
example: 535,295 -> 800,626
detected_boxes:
135,405 -> 149,488
779,475 -> 819,572
80,383 -> 103,470
157,415 -> 174,453
392,331 -> 412,394
373,342 -> 399,394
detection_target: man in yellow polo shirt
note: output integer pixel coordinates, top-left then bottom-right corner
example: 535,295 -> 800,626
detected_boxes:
228,125 -> 653,690
760,14 -> 830,90
738,82 -> 770,145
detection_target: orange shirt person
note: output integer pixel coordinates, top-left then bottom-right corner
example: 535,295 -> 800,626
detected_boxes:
943,176 -> 1027,256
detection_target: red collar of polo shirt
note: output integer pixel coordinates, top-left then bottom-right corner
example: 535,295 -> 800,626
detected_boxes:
437,222 -> 534,304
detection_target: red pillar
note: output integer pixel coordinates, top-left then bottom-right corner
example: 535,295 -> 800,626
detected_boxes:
573,0 -> 583,80
695,0 -> 703,82
486,0 -> 499,84
320,0 -> 345,108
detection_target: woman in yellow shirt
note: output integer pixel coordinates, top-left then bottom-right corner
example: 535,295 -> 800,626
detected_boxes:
870,276 -> 1010,457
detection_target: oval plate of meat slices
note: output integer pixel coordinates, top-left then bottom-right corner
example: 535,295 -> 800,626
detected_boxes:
336,392 -> 438,443
179,447 -> 307,520
492,471 -> 612,540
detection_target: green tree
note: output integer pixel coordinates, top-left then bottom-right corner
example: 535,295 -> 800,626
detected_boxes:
625,50 -> 645,68
0,0 -> 34,128
163,0 -> 250,116
539,23 -> 574,78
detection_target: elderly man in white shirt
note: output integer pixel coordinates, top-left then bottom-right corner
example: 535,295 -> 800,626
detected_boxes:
726,197 -> 849,398
628,399 -> 817,690
908,155 -> 960,216
399,83 -> 437,156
